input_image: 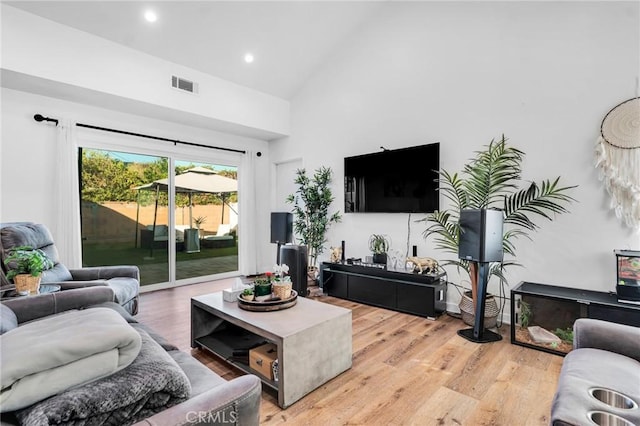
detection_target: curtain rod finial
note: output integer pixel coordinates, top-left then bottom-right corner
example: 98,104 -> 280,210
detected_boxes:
34,114 -> 59,125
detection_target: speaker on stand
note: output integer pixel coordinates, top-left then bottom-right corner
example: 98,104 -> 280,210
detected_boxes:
270,212 -> 292,264
457,208 -> 504,343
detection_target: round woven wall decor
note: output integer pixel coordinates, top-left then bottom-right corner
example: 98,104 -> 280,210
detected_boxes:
600,97 -> 640,149
595,97 -> 640,230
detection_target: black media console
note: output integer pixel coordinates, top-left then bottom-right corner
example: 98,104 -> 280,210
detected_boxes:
319,262 -> 447,319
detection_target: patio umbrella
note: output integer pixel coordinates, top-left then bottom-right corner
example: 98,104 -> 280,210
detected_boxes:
134,167 -> 238,254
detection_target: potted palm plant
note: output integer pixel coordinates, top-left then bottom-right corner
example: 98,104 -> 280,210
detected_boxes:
286,167 -> 341,280
4,246 -> 54,295
368,234 -> 390,264
421,135 -> 576,325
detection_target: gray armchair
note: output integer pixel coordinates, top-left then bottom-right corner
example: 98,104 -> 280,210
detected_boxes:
0,222 -> 139,315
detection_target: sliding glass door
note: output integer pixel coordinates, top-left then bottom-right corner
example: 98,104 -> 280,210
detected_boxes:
173,160 -> 239,280
79,148 -> 238,286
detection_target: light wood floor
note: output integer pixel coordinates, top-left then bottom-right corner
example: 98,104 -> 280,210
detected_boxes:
136,278 -> 564,426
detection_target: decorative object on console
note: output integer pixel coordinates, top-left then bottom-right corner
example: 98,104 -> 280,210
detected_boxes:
3,246 -> 54,295
595,97 -> 640,230
286,167 -> 341,277
421,135 -> 576,327
329,246 -> 342,263
368,234 -> 390,265
406,256 -> 439,274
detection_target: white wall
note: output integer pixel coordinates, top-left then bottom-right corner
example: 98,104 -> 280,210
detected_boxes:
0,88 -> 274,274
271,1 -> 640,310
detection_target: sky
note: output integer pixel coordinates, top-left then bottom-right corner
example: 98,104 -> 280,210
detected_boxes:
102,150 -> 236,171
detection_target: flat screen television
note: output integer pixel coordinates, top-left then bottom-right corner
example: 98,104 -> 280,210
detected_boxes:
344,143 -> 439,213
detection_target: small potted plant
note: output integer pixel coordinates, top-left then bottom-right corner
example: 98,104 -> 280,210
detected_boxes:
4,245 -> 54,295
368,234 -> 390,265
253,274 -> 273,302
240,288 -> 254,301
272,264 -> 292,299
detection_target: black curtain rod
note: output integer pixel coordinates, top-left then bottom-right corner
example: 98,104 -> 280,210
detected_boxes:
34,114 -> 58,125
33,114 -> 247,155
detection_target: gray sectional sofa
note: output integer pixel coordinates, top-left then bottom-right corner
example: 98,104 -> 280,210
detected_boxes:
551,318 -> 640,426
0,287 -> 261,425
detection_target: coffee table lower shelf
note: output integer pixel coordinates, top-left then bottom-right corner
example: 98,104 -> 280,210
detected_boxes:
193,333 -> 278,391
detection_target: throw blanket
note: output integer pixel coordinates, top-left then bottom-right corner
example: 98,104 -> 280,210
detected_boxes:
1,308 -> 141,412
15,328 -> 191,425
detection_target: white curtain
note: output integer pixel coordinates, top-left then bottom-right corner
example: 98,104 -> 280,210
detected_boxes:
238,150 -> 259,276
53,120 -> 82,268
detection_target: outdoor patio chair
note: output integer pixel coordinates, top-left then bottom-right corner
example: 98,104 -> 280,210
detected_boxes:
0,222 -> 140,315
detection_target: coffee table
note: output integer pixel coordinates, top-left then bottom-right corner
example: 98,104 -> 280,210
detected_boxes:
191,291 -> 352,408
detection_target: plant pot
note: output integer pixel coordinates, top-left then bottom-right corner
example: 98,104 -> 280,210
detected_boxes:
459,290 -> 499,329
14,273 -> 41,295
272,281 -> 292,299
372,253 -> 387,265
240,293 -> 254,301
254,283 -> 272,301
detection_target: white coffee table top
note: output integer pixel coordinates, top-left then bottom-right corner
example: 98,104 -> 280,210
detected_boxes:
192,291 -> 351,339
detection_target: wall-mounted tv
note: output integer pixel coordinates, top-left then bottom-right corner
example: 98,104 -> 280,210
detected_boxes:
344,142 -> 439,213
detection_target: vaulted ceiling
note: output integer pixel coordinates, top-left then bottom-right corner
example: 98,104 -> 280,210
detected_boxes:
7,1 -> 384,100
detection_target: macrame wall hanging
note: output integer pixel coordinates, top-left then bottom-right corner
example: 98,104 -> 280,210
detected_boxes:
595,97 -> 640,231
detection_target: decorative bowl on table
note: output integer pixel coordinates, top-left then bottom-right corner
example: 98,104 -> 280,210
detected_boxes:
237,290 -> 298,312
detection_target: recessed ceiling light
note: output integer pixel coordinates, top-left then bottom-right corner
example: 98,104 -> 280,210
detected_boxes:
144,10 -> 157,23
244,53 -> 254,64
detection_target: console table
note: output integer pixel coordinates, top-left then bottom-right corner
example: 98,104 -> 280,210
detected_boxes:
511,281 -> 640,356
319,262 -> 447,319
191,292 -> 352,408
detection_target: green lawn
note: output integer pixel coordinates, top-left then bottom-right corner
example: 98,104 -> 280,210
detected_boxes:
82,241 -> 238,267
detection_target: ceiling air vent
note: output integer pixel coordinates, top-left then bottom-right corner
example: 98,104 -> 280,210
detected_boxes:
171,75 -> 198,94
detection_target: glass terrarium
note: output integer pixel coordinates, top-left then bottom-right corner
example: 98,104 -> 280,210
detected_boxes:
511,282 -> 585,355
615,250 -> 640,303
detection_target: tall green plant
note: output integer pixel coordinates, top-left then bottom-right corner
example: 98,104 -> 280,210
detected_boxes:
421,135 -> 576,289
286,167 -> 342,269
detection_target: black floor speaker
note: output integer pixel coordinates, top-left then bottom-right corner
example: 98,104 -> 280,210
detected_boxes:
280,245 -> 308,297
458,209 -> 504,263
270,212 -> 292,244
